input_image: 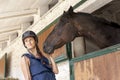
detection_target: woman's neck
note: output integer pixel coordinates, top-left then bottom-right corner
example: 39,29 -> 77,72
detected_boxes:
29,48 -> 40,58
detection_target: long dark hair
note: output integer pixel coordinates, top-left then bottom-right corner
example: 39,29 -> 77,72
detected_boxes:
35,44 -> 43,57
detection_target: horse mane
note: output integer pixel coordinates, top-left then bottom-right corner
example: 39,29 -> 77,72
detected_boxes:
64,6 -> 120,29
97,17 -> 120,29
75,12 -> 120,29
109,22 -> 120,28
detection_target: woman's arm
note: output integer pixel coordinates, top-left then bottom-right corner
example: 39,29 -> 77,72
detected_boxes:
21,56 -> 32,80
41,52 -> 59,74
49,55 -> 59,74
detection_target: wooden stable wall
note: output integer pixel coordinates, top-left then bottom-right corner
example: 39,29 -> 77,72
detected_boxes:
0,54 -> 6,79
72,50 -> 120,80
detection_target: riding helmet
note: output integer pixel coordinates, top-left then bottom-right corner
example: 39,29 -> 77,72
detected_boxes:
22,30 -> 38,46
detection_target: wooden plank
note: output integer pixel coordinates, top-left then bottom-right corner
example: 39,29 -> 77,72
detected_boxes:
0,54 -> 5,78
74,51 -> 120,80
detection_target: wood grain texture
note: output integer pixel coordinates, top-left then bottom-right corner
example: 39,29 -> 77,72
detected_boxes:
74,51 -> 120,80
0,54 -> 5,78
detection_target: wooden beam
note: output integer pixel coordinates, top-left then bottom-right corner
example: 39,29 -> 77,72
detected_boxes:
0,30 -> 18,37
0,9 -> 37,19
0,26 -> 21,34
0,38 -> 9,43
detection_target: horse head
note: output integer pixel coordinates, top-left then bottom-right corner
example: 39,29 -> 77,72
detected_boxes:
43,6 -> 79,54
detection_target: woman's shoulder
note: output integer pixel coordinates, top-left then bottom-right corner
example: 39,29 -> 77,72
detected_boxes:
21,53 -> 31,57
21,53 -> 30,66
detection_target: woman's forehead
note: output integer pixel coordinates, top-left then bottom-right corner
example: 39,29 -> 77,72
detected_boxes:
24,36 -> 34,40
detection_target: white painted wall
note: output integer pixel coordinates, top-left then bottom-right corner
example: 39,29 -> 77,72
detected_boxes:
0,0 -> 112,80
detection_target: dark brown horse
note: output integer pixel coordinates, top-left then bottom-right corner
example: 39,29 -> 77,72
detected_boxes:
43,6 -> 120,54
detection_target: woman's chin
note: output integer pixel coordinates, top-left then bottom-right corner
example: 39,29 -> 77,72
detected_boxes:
27,47 -> 34,50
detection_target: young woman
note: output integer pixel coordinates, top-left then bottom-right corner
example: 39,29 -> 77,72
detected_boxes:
21,30 -> 59,80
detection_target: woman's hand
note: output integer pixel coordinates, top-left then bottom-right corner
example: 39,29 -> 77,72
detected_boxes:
41,52 -> 59,74
49,55 -> 59,74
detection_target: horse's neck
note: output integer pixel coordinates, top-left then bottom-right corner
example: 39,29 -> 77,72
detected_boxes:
73,13 -> 120,48
77,25 -> 108,48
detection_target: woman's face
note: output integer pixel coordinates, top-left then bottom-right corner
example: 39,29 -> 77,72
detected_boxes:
24,37 -> 36,50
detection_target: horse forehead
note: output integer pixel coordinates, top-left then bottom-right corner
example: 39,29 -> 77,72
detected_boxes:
54,24 -> 65,32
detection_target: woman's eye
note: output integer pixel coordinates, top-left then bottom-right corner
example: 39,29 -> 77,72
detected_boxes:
24,40 -> 28,42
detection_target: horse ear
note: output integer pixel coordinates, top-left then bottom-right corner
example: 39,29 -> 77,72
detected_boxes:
64,11 -> 66,14
68,6 -> 74,14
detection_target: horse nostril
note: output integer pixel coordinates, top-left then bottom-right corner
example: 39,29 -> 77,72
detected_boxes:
44,47 -> 53,54
43,43 -> 54,54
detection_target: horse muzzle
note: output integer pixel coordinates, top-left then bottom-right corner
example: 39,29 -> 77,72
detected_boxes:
43,43 -> 54,54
